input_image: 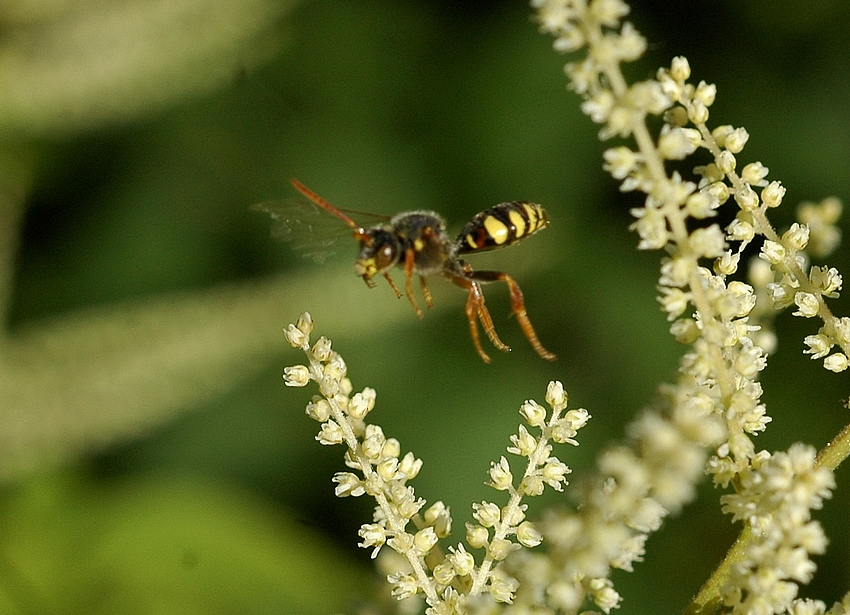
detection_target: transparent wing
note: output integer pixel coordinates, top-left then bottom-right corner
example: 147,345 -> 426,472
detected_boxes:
251,198 -> 390,264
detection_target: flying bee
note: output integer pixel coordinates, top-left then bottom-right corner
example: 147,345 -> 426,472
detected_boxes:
254,178 -> 556,363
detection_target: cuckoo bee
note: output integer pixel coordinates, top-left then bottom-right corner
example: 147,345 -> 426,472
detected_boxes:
256,179 -> 555,363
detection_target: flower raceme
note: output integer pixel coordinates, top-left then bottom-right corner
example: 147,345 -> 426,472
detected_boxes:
284,312 -> 589,613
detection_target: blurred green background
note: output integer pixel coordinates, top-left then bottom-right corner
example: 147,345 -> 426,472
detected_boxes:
1,0 -> 849,612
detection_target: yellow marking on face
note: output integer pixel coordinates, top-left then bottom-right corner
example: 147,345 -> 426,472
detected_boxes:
508,209 -> 527,238
483,215 -> 510,245
414,238 -> 425,251
356,258 -> 377,278
466,234 -> 478,249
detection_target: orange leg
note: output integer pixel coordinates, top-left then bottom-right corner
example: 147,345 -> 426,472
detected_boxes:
382,272 -> 403,298
419,276 -> 434,310
404,248 -> 424,318
468,270 -> 556,361
451,274 -> 511,363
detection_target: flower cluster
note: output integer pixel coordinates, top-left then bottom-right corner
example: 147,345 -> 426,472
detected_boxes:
284,313 -> 590,614
276,1 -> 850,613
720,444 -> 835,614
531,0 -> 841,612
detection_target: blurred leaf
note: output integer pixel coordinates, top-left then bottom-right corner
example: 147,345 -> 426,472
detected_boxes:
0,0 -> 295,135
0,472 -> 370,615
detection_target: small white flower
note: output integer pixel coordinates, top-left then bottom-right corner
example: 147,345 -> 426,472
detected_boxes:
546,380 -> 568,410
810,266 -> 842,298
447,544 -> 476,576
669,56 -> 691,81
541,458 -> 571,490
694,80 -> 717,106
783,223 -> 810,252
762,181 -> 786,208
487,538 -> 516,562
741,161 -> 769,186
687,99 -> 709,124
359,523 -> 387,557
333,472 -> 365,497
554,28 -> 586,53
412,527 -> 438,555
793,292 -> 820,318
488,456 -> 514,491
727,218 -> 755,243
432,560 -> 456,585
473,501 -> 501,527
310,336 -> 332,361
725,127 -> 750,154
316,420 -> 344,445
670,317 -> 700,344
658,126 -> 698,160
831,317 -> 850,346
348,387 -> 376,419
760,239 -> 786,265
376,457 -> 401,481
516,521 -> 543,547
465,522 -> 489,549
520,400 -> 547,427
388,572 -> 419,600
660,255 -> 695,287
734,184 -> 759,211
716,150 -> 737,175
613,23 -> 648,63
690,225 -> 726,258
803,334 -> 832,359
590,0 -> 630,26
824,353 -> 849,372
685,191 -> 717,219
589,577 -> 622,613
715,250 -> 740,275
284,323 -> 308,348
581,90 -> 616,123
630,206 -> 669,250
603,145 -> 642,179
488,568 -> 520,603
519,474 -> 545,496
305,398 -> 331,422
706,180 -> 730,204
398,451 -> 423,481
283,365 -> 310,387
658,287 -> 690,320
508,425 -> 538,457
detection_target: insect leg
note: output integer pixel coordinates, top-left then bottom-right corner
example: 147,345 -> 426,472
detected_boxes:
382,272 -> 403,298
419,276 -> 434,309
468,270 -> 556,361
449,273 -> 511,363
403,248 -> 424,318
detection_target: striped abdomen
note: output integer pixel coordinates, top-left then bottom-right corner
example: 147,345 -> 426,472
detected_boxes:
456,201 -> 549,254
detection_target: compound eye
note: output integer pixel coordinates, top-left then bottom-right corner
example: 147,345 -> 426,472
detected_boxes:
374,243 -> 396,270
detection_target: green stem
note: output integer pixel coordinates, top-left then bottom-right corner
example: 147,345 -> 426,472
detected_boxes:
684,420 -> 850,615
